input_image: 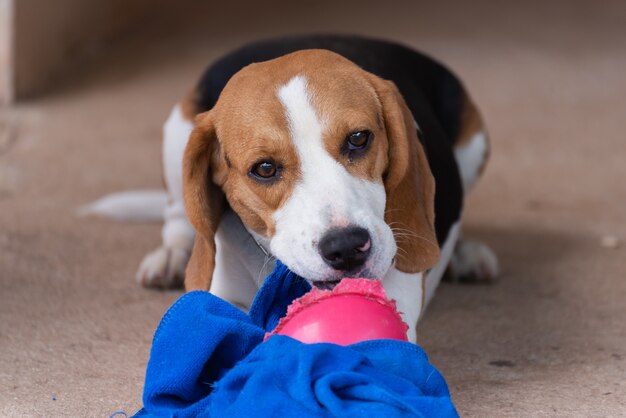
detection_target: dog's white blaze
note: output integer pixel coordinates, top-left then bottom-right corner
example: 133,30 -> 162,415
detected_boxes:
454,130 -> 488,193
272,76 -> 395,282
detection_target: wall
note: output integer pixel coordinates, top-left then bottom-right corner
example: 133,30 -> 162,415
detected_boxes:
11,0 -> 159,100
0,0 -> 12,105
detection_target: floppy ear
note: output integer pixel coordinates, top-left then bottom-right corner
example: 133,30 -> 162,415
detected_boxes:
370,76 -> 440,273
182,110 -> 226,290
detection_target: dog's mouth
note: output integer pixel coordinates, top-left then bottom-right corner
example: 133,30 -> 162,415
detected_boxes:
311,279 -> 342,290
310,266 -> 381,290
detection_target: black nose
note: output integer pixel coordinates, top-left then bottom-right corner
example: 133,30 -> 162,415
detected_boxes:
319,227 -> 371,271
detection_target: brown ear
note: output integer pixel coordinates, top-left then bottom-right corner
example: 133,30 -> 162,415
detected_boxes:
182,111 -> 226,290
370,76 -> 440,273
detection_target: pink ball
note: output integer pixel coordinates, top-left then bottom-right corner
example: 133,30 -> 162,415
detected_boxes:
267,278 -> 409,345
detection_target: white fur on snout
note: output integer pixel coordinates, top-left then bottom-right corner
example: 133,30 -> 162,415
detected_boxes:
271,76 -> 396,282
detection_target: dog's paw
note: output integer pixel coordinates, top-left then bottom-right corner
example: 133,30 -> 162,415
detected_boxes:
446,239 -> 499,283
136,246 -> 190,289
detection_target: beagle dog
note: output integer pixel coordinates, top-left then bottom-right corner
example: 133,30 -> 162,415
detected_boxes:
136,35 -> 498,342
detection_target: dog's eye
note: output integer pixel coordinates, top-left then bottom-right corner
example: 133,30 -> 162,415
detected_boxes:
342,130 -> 373,160
347,130 -> 372,149
250,161 -> 279,181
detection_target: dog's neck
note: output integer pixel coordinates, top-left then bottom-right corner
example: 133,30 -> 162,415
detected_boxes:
232,211 -> 272,258
247,229 -> 271,257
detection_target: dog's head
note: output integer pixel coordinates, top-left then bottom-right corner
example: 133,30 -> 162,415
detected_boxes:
183,50 -> 439,290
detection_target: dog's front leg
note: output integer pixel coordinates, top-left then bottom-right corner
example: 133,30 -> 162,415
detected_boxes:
209,210 -> 272,312
382,268 -> 425,344
137,105 -> 195,288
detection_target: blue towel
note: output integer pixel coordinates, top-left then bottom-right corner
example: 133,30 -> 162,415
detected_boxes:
133,261 -> 458,417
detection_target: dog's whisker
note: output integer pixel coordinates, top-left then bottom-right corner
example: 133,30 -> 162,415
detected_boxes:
256,253 -> 275,284
390,226 -> 438,247
395,247 -> 408,257
393,251 -> 409,264
384,209 -> 405,216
